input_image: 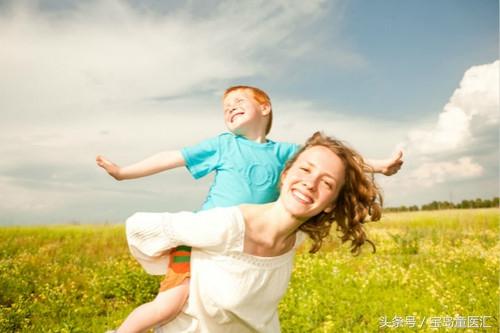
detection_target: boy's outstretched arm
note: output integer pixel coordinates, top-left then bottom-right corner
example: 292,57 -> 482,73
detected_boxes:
365,150 -> 403,176
96,151 -> 185,180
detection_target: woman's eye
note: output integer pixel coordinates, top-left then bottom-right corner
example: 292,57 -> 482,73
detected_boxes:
322,180 -> 332,189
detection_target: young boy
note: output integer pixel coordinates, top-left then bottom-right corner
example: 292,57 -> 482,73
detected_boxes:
97,86 -> 403,332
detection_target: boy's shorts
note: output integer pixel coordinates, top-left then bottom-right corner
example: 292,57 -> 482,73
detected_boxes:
159,245 -> 192,291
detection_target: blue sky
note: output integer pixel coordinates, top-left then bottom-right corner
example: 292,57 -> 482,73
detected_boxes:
0,0 -> 498,225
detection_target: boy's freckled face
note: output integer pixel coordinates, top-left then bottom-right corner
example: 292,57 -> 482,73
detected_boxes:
223,90 -> 266,135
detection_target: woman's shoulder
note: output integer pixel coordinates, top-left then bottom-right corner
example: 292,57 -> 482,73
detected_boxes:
197,206 -> 246,244
199,206 -> 243,222
294,231 -> 307,248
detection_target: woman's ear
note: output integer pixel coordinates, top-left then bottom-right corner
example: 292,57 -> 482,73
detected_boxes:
279,169 -> 289,188
280,169 -> 287,182
323,204 -> 335,214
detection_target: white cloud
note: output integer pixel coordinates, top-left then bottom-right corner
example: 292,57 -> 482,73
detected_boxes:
270,99 -> 410,157
407,105 -> 471,154
1,1 -> 496,222
398,61 -> 499,188
0,0 -> 334,128
0,0 -> 334,149
406,61 -> 499,155
408,157 -> 483,188
0,0 -> 344,157
0,0 -> 361,224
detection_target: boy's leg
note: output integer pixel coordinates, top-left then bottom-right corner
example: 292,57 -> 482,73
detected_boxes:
116,279 -> 189,333
116,246 -> 191,332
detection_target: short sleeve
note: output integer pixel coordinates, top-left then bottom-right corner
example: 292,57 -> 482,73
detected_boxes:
277,142 -> 300,164
181,135 -> 222,179
126,207 -> 244,275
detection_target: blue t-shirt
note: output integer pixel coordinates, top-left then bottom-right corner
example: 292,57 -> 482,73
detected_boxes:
181,133 -> 299,210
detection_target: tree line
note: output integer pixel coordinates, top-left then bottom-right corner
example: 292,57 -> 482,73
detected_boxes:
385,197 -> 499,212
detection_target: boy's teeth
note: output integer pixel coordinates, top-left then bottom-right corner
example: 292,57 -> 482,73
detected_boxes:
231,113 -> 243,122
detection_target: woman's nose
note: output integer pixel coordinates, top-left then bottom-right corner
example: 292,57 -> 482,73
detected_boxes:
301,178 -> 316,191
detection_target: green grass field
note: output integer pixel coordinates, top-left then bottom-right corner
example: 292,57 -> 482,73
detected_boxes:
1,209 -> 498,332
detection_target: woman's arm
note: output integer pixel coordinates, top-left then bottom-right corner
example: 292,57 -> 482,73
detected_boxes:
126,208 -> 243,274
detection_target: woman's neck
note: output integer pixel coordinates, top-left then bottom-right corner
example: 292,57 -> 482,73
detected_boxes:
240,202 -> 304,257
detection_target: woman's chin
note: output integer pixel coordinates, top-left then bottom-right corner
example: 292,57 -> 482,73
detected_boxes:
284,202 -> 314,220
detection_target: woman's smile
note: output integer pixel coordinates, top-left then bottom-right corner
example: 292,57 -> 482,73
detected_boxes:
291,188 -> 313,205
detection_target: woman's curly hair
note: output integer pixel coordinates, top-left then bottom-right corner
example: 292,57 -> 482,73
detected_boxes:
282,132 -> 383,255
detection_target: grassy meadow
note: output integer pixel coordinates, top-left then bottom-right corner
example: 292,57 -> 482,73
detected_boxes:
0,208 -> 498,332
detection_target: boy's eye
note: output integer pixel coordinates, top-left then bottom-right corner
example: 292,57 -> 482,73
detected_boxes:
299,167 -> 309,172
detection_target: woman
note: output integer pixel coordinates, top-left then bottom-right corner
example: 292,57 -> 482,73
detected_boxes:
126,132 -> 382,332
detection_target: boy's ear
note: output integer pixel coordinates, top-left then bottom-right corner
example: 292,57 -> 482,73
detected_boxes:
260,103 -> 271,116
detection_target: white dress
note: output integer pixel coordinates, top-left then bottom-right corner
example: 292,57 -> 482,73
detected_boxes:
126,207 -> 305,333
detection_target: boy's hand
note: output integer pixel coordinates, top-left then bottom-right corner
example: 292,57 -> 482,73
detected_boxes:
96,155 -> 122,180
378,150 -> 404,176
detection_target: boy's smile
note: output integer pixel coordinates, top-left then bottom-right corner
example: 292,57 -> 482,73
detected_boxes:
229,110 -> 245,124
